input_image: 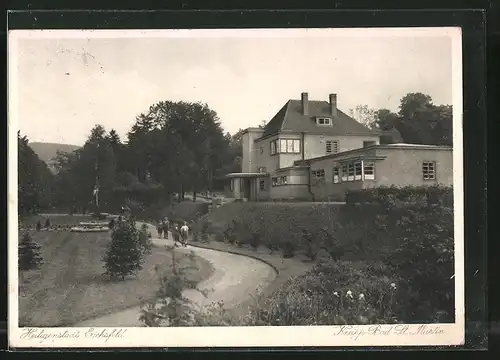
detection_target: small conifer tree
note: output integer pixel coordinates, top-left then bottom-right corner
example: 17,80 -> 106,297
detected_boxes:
44,218 -> 51,228
36,221 -> 42,232
18,232 -> 43,278
102,219 -> 144,280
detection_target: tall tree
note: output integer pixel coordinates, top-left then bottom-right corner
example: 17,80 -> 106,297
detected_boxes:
396,93 -> 452,145
349,93 -> 453,146
18,132 -> 54,216
374,109 -> 399,131
348,105 -> 377,129
126,100 -> 229,200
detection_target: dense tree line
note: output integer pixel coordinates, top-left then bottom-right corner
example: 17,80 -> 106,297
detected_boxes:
20,101 -> 242,214
348,92 -> 453,146
18,93 -> 451,215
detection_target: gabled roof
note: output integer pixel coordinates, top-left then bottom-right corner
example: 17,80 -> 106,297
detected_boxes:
261,99 -> 380,138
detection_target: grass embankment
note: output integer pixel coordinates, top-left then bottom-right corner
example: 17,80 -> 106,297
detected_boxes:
187,202 -> 339,318
18,215 -> 213,327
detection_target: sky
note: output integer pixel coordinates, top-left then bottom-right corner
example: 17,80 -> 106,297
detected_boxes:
10,28 -> 457,146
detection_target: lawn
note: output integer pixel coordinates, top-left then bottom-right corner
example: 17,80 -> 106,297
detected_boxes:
18,217 -> 214,327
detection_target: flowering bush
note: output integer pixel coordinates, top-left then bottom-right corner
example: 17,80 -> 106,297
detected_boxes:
244,260 -> 400,325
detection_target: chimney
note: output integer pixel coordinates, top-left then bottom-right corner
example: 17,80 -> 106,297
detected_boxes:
329,93 -> 337,117
301,92 -> 309,115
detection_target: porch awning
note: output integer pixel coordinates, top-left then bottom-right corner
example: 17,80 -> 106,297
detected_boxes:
224,172 -> 269,179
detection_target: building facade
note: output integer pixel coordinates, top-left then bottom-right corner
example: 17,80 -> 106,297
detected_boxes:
225,92 -> 453,201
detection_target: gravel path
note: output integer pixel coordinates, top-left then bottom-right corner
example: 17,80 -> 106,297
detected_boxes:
74,222 -> 277,327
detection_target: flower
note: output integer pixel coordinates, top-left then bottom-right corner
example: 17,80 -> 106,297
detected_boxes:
346,290 -> 353,298
358,293 -> 365,300
390,283 -> 397,290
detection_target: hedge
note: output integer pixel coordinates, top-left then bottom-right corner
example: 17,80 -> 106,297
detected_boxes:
345,185 -> 453,208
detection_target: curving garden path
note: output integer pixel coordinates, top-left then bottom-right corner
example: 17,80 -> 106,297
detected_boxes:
75,222 -> 277,327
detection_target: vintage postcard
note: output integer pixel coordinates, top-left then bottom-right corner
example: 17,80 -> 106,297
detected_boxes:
8,27 -> 464,348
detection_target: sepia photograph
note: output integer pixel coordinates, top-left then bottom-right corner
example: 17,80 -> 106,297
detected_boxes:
8,27 -> 464,348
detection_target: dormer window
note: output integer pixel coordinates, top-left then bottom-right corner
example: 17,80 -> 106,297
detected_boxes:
316,117 -> 332,126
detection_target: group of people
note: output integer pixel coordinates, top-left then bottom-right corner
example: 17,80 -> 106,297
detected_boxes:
157,217 -> 189,247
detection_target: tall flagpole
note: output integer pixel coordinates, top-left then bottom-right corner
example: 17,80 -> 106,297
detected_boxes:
94,143 -> 100,211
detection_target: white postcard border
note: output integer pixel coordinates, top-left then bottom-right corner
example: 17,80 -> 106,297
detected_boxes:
8,27 -> 465,348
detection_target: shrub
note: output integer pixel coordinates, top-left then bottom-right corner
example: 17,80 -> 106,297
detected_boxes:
18,232 -> 43,272
241,259 -> 400,326
386,203 -> 454,323
200,219 -> 211,242
36,221 -> 42,232
214,232 -> 225,242
340,185 -> 455,323
282,239 -> 297,258
44,218 -> 51,228
102,220 -> 145,280
139,223 -> 153,255
140,250 -> 203,327
249,232 -> 261,250
108,218 -> 115,230
301,228 -> 318,261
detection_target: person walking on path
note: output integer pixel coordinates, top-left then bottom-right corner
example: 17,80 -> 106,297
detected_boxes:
162,217 -> 170,240
171,223 -> 181,247
157,221 -> 163,238
180,221 -> 189,247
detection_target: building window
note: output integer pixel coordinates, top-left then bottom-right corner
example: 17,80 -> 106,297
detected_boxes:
333,167 -> 340,183
272,176 -> 288,186
293,139 -> 301,154
423,161 -> 436,180
259,179 -> 266,190
354,161 -> 362,180
347,163 -> 355,181
312,169 -> 325,181
280,139 -> 287,154
317,117 -> 332,126
271,138 -> 301,154
363,161 -> 375,180
230,179 -> 234,191
341,163 -> 348,182
270,140 -> 277,155
325,140 -> 339,155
